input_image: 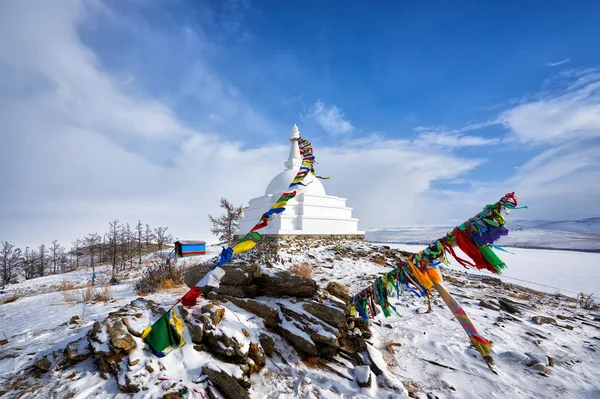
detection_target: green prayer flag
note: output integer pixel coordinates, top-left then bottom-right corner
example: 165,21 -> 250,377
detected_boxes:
142,310 -> 181,354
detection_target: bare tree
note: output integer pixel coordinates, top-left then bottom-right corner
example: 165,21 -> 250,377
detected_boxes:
22,247 -> 35,280
84,233 -> 101,280
107,220 -> 121,283
50,239 -> 63,274
1,241 -> 22,285
124,223 -> 135,269
154,226 -> 172,251
136,220 -> 143,265
71,238 -> 81,270
37,244 -> 46,277
145,224 -> 153,246
209,198 -> 244,245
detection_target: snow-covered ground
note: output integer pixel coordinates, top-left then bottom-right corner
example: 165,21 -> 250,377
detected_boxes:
1,242 -> 599,398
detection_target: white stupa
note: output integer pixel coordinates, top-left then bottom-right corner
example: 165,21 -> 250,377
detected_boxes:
238,125 -> 364,236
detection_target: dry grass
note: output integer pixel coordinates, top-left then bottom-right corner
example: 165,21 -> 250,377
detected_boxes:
161,278 -> 176,290
62,285 -> 112,303
289,262 -> 313,278
373,256 -> 387,266
385,342 -> 402,354
0,295 -> 20,305
58,279 -> 75,291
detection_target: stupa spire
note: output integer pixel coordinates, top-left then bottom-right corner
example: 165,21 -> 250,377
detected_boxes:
284,124 -> 302,170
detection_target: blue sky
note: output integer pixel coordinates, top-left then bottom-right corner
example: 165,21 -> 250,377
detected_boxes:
1,0 -> 600,247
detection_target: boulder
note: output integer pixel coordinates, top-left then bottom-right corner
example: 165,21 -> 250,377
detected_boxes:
259,333 -> 275,357
188,323 -> 204,344
354,365 -> 371,388
65,337 -> 92,362
498,298 -> 521,314
202,365 -> 250,399
532,316 -> 557,325
479,299 -> 500,311
257,271 -> 317,297
201,304 -> 226,326
222,296 -> 280,327
215,285 -> 259,299
274,325 -> 318,356
34,357 -> 52,372
302,301 -> 347,329
326,281 -> 350,302
105,319 -> 137,353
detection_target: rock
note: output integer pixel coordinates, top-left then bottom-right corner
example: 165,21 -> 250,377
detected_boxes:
88,321 -> 129,377
556,315 -> 575,321
339,336 -> 366,356
188,323 -> 204,344
416,308 -> 429,314
216,285 -> 259,298
479,299 -> 500,311
122,318 -> 142,337
201,304 -> 226,326
257,271 -> 317,297
162,392 -> 182,399
302,301 -> 347,328
185,264 -> 262,289
354,365 -> 371,387
203,326 -> 248,360
498,298 -> 521,314
279,305 -> 339,337
275,325 -> 318,356
65,337 -> 92,362
248,342 -> 266,374
202,365 -> 250,399
93,317 -> 137,354
69,315 -> 80,325
222,296 -> 280,327
259,333 -> 275,357
310,330 -> 339,348
35,357 -> 52,372
532,316 -> 557,325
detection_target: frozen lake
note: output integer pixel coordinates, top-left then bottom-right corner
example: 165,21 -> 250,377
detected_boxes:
385,243 -> 600,298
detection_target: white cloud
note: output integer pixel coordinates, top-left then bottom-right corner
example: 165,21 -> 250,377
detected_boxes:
500,73 -> 600,143
308,100 -> 354,135
416,132 -> 500,147
545,58 -> 571,67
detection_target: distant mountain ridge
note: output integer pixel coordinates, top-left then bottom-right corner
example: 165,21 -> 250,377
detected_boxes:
509,217 -> 600,235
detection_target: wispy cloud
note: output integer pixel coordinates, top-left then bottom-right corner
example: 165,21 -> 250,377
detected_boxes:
416,132 -> 500,147
308,100 -> 354,135
500,70 -> 600,143
545,58 -> 571,67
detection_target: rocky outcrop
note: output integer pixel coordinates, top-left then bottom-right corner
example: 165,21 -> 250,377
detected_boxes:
258,271 -> 317,297
184,264 -> 316,298
326,281 -> 351,302
221,295 -> 281,327
202,365 -> 251,399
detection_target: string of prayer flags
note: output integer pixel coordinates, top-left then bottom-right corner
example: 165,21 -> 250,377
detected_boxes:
349,193 -> 525,370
